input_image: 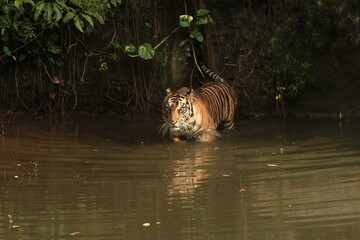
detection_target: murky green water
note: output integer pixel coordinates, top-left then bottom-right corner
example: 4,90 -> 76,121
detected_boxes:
1,115 -> 360,240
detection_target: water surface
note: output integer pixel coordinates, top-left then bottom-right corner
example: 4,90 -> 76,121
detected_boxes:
1,115 -> 360,240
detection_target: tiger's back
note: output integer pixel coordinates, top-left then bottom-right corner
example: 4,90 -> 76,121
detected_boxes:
193,81 -> 237,131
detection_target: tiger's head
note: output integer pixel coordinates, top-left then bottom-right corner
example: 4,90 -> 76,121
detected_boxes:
161,87 -> 196,140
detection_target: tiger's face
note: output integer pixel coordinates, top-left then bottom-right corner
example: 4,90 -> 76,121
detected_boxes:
161,88 -> 196,139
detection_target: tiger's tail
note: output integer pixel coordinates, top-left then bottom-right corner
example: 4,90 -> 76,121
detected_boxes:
200,64 -> 225,83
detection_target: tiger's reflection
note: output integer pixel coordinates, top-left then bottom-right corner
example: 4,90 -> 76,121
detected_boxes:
167,146 -> 223,195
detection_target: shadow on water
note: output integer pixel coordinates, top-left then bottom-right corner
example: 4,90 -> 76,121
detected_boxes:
0,115 -> 360,240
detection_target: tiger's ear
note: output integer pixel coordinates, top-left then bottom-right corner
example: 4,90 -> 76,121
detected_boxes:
166,88 -> 172,95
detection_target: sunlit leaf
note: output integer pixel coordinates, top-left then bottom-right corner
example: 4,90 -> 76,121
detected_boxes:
14,0 -> 24,9
124,43 -> 137,53
179,15 -> 193,27
138,43 -> 155,60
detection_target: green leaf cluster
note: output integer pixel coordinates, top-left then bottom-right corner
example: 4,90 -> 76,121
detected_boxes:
180,8 -> 212,43
0,0 -> 121,60
123,8 -> 212,60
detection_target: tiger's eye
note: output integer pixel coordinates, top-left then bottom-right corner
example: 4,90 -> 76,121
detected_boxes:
180,107 -> 187,113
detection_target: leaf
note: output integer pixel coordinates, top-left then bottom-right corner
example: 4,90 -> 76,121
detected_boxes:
1,28 -> 6,37
2,46 -> 11,56
196,8 -> 209,17
24,0 -> 35,6
63,12 -> 75,23
52,3 -> 62,23
34,2 -> 46,21
47,45 -> 62,55
124,43 -> 137,53
138,43 -> 155,60
73,16 -> 84,32
14,0 -> 24,9
179,39 -> 189,47
81,14 -> 94,27
13,20 -> 21,31
190,29 -> 203,42
179,15 -> 193,27
195,16 -> 209,25
110,0 -> 122,6
43,3 -> 53,24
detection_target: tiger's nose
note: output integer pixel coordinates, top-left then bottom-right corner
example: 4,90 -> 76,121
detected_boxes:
170,120 -> 177,126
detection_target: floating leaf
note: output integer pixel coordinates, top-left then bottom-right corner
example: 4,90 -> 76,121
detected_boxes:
138,43 -> 155,60
179,15 -> 193,27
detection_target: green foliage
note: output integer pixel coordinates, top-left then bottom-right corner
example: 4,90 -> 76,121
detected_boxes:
123,8 -> 213,60
179,15 -> 193,27
0,0 -> 121,113
138,43 -> 155,60
267,36 -> 312,98
0,0 -> 121,60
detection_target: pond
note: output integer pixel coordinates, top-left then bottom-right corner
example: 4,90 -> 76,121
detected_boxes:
1,115 -> 360,240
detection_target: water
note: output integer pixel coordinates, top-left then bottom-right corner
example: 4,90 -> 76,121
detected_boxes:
1,115 -> 360,240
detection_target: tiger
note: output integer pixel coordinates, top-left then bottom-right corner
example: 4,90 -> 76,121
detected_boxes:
161,65 -> 237,142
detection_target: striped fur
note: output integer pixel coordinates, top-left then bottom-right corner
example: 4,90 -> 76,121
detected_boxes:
161,66 -> 237,142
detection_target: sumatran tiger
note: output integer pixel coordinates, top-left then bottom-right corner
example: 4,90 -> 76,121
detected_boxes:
161,65 -> 237,142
